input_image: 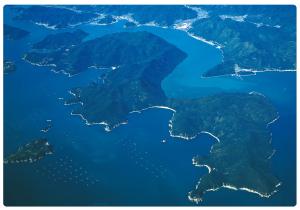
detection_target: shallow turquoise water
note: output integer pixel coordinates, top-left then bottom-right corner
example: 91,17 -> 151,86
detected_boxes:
4,8 -> 296,206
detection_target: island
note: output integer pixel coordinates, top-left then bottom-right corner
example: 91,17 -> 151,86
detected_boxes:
4,60 -> 16,74
167,93 -> 281,202
4,24 -> 29,40
14,6 -> 98,29
62,31 -> 187,130
4,139 -> 53,164
13,5 -> 198,28
188,5 -> 296,77
25,31 -> 187,76
72,5 -> 198,27
24,29 -> 89,75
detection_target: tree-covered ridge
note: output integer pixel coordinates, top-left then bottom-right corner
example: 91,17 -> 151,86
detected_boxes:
62,31 -> 187,128
32,29 -> 88,50
14,6 -> 98,29
25,30 -> 186,129
168,93 -> 280,202
25,31 -> 186,75
188,5 -> 296,76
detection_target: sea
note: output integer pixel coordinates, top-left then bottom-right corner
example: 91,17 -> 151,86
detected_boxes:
3,7 -> 296,206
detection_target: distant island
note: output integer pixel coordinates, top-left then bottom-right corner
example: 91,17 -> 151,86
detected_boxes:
4,139 -> 53,164
4,24 -> 29,40
16,5 -> 197,28
24,29 -> 89,75
14,6 -> 98,29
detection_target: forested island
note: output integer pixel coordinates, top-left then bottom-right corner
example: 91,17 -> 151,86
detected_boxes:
4,139 -> 53,164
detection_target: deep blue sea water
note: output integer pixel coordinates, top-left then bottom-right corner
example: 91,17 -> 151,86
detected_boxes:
4,7 -> 296,206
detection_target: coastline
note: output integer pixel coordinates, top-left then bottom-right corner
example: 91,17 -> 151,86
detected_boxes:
188,181 -> 282,204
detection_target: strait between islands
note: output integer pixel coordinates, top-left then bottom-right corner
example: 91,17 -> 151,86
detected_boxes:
24,30 -> 281,202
